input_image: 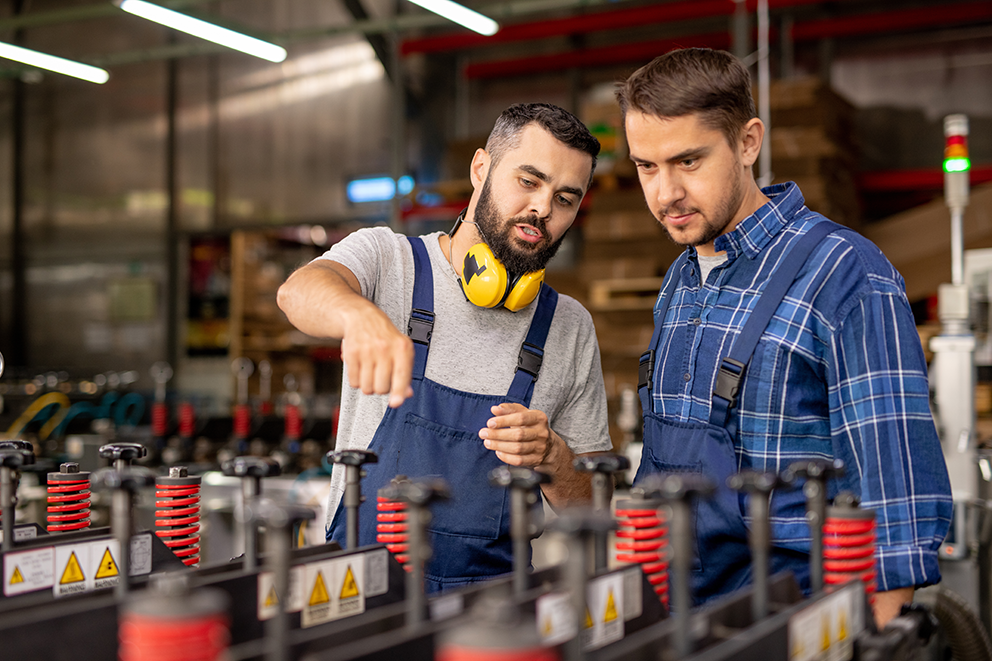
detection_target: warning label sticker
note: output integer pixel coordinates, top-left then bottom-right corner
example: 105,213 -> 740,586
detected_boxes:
256,565 -> 307,621
89,540 -> 120,590
536,591 -> 575,647
129,534 -> 152,577
301,562 -> 335,628
337,560 -> 364,616
53,544 -> 91,598
586,572 -> 624,650
788,580 -> 864,661
4,546 -> 55,597
299,556 -> 368,628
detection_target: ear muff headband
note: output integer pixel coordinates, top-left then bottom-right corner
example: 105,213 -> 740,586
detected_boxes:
459,242 -> 544,311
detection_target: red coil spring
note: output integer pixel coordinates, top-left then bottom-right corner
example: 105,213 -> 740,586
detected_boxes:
233,404 -> 251,440
615,499 -> 669,607
377,496 -> 410,571
179,402 -> 196,439
823,507 -> 877,603
152,402 -> 169,438
47,471 -> 91,532
155,475 -> 202,567
284,404 -> 302,442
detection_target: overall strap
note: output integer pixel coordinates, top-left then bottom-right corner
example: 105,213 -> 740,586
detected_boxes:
709,221 -> 843,430
407,237 -> 436,380
507,284 -> 559,405
638,253 -> 688,415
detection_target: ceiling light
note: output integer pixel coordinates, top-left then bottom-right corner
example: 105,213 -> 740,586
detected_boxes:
0,42 -> 109,84
407,0 -> 499,36
117,0 -> 287,63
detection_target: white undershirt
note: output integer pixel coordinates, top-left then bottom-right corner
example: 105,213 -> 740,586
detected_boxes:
697,252 -> 729,285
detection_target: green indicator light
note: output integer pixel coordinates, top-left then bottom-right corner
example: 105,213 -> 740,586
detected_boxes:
944,157 -> 971,173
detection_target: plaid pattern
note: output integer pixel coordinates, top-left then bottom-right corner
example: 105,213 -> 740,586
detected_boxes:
648,182 -> 952,592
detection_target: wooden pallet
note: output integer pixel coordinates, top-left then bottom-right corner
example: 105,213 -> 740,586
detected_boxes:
589,277 -> 665,311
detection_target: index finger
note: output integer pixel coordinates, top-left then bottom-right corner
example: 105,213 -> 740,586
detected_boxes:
388,341 -> 415,408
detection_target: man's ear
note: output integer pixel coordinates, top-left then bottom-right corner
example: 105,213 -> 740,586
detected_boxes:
470,148 -> 490,190
740,117 -> 765,168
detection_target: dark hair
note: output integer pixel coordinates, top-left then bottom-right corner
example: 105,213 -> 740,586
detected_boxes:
486,103 -> 601,184
616,48 -> 756,146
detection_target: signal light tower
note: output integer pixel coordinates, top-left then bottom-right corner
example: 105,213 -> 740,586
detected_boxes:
932,114 -> 974,562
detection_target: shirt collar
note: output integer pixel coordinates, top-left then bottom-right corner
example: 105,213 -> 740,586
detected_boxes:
711,181 -> 806,260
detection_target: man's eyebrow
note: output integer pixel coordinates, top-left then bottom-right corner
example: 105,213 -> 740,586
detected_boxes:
518,164 -> 583,198
667,147 -> 709,163
518,164 -> 550,182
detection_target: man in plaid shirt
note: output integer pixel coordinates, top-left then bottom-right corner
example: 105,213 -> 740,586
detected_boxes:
617,48 -> 951,626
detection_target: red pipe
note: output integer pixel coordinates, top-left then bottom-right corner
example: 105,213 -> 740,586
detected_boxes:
402,0 -> 827,56
464,32 -> 730,79
858,164 -> 992,193
463,0 -> 992,79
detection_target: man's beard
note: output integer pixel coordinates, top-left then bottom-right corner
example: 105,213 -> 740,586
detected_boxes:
474,175 -> 567,275
660,167 -> 745,249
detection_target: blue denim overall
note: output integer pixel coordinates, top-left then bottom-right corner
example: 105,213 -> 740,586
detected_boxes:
328,236 -> 558,593
634,221 -> 840,606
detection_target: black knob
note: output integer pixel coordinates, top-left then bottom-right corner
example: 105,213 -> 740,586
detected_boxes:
639,472 -> 716,501
99,442 -> 147,462
788,458 -> 845,482
379,478 -> 450,507
0,449 -> 33,469
573,453 -> 630,475
247,496 -> 316,529
221,456 -> 282,478
328,450 -> 378,467
489,465 -> 551,490
727,469 -> 791,494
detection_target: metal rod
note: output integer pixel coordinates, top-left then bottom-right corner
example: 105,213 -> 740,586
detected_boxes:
749,491 -> 771,620
243,478 -> 260,570
344,465 -> 360,550
757,0 -> 772,188
952,207 -> 965,286
563,529 -> 590,661
165,50 -> 180,371
805,479 -> 825,592
406,505 -> 427,629
113,489 -> 132,599
671,499 -> 693,658
266,520 -> 292,661
1,467 -> 13,552
591,472 -> 609,571
511,487 -> 529,595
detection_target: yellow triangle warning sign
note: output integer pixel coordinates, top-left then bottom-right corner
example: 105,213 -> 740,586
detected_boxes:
340,565 -> 360,600
542,616 -> 553,637
95,548 -> 119,579
604,589 -> 618,622
9,566 -> 24,585
264,585 -> 279,608
585,607 -> 594,629
821,614 -> 831,651
839,609 -> 848,641
309,571 -> 330,606
297,522 -> 307,549
60,552 -> 85,584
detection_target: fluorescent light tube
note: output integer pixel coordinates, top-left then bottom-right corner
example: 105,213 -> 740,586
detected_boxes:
0,42 -> 109,84
407,0 -> 499,36
117,0 -> 287,63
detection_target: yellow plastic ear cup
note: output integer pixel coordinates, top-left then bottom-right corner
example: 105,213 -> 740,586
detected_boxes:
502,270 -> 545,312
461,243 -> 509,308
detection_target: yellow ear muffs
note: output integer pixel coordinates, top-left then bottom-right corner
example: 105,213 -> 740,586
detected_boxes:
503,270 -> 545,312
460,243 -> 543,311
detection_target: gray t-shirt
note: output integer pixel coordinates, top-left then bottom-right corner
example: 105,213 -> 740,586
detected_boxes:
697,252 -> 729,285
317,227 -> 612,528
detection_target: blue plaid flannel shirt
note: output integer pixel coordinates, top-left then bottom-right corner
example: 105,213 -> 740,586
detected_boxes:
648,181 -> 952,592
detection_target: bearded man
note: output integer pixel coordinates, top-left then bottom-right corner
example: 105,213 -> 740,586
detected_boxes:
277,103 -> 611,592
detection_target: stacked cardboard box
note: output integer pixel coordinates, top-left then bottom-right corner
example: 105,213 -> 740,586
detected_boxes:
561,188 -> 683,446
768,77 -> 862,229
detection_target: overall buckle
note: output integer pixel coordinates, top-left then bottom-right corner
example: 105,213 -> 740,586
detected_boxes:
407,309 -> 435,345
713,357 -> 746,407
